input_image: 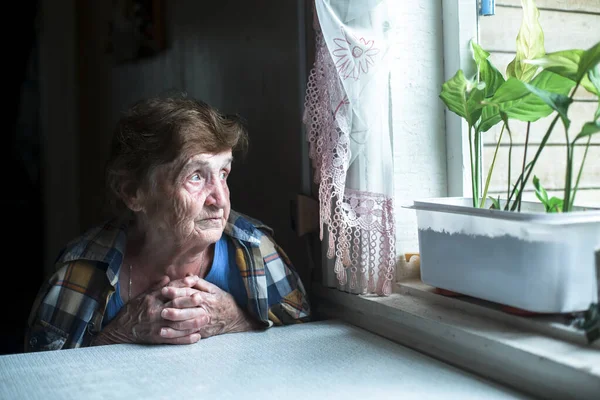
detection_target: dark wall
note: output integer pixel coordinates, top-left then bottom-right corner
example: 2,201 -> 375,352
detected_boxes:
5,0 -> 42,355
3,0 -> 317,355
76,0 -> 315,291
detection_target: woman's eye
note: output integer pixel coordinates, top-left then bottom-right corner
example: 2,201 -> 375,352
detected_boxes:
190,173 -> 201,182
220,171 -> 229,180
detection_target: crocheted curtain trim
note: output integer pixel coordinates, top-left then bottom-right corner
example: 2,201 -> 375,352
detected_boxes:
303,27 -> 395,296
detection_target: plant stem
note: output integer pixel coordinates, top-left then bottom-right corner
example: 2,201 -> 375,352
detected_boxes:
475,127 -> 481,204
509,114 -> 561,211
507,78 -> 580,212
480,124 -> 505,208
564,144 -> 573,212
517,122 -> 531,212
570,135 -> 591,210
561,82 -> 582,212
468,124 -> 478,207
504,122 -> 514,210
505,177 -> 524,209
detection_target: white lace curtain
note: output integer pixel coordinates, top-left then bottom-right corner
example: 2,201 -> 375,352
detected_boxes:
303,0 -> 395,296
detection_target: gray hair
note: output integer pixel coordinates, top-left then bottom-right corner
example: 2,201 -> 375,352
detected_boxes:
105,93 -> 248,216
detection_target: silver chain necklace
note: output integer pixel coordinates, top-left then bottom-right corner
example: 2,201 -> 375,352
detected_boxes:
127,251 -> 208,302
129,264 -> 133,301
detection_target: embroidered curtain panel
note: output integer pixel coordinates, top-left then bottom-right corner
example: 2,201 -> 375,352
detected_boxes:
303,0 -> 395,295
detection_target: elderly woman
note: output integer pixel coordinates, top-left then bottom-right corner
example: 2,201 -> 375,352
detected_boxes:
25,95 -> 311,351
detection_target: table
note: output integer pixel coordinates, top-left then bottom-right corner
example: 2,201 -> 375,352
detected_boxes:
0,320 -> 530,399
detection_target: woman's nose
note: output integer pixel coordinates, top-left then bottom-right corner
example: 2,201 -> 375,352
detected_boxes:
205,178 -> 227,207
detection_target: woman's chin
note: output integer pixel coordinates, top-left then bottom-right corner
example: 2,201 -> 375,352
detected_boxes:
197,218 -> 224,229
193,224 -> 224,243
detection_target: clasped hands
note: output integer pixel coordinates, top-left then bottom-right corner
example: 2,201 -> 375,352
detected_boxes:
97,275 -> 257,346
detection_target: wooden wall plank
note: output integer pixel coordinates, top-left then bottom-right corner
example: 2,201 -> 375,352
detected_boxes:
497,0 -> 600,13
482,145 -> 600,191
481,101 -> 600,145
479,6 -> 600,52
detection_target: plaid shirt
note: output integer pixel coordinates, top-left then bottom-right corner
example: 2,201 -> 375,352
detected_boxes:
25,210 -> 311,352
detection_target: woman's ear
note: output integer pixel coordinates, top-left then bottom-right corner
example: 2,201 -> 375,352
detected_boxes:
119,181 -> 145,212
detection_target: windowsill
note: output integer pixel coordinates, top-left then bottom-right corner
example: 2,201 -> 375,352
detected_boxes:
397,279 -> 600,348
312,279 -> 600,400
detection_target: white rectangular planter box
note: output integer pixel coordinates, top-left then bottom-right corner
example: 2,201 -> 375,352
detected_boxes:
410,197 -> 600,313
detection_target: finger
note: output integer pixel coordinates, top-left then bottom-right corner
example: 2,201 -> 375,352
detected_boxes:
161,333 -> 202,345
161,306 -> 207,322
165,275 -> 200,289
164,293 -> 203,308
161,286 -> 200,300
192,278 -> 219,294
168,316 -> 209,331
159,327 -> 200,339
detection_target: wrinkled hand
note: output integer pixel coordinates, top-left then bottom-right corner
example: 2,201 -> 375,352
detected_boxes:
93,275 -> 205,346
160,278 -> 260,339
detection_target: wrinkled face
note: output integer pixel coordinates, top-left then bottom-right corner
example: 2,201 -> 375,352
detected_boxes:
142,150 -> 232,246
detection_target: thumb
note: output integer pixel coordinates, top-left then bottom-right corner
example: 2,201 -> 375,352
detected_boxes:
150,275 -> 170,291
192,278 -> 219,294
166,275 -> 200,289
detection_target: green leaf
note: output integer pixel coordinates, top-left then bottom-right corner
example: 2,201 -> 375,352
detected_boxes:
588,63 -> 600,95
546,197 -> 563,213
486,71 -> 574,122
588,64 -> 600,117
577,42 -> 600,82
524,49 -> 583,81
440,70 -> 469,119
574,120 -> 600,142
579,43 -> 600,96
522,81 -> 572,129
467,82 -> 486,124
506,0 -> 545,82
533,176 -> 563,212
440,70 -> 486,125
471,40 -> 506,98
525,47 -> 600,95
488,196 -> 501,210
573,64 -> 599,141
580,76 -> 599,96
533,175 -> 548,204
478,105 -> 502,133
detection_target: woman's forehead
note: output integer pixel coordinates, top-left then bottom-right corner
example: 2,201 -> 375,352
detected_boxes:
163,150 -> 233,178
182,150 -> 233,168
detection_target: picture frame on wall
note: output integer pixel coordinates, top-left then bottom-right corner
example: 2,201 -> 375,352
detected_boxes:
106,0 -> 166,64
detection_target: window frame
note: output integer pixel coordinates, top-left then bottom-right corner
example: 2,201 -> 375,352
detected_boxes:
311,1 -> 600,399
442,0 -> 479,198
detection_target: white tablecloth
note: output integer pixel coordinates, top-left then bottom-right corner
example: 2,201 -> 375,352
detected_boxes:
0,319 -> 529,399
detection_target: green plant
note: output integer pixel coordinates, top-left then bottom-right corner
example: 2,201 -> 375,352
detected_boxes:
533,175 -> 563,212
439,0 -> 600,212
